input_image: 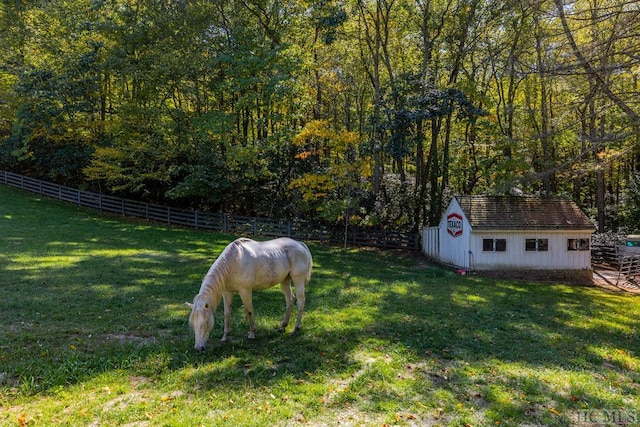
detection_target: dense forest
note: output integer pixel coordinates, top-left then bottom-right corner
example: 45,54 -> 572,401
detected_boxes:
1,0 -> 639,234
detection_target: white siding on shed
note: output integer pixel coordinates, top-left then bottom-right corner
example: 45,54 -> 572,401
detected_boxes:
438,198 -> 471,269
469,231 -> 592,271
422,226 -> 439,259
422,196 -> 595,272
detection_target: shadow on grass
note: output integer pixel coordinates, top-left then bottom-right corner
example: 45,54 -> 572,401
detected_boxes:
184,245 -> 639,424
1,186 -> 639,425
362,270 -> 639,423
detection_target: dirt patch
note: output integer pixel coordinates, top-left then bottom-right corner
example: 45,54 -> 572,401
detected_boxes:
102,390 -> 147,412
97,333 -> 158,346
591,268 -> 640,294
474,269 -> 594,285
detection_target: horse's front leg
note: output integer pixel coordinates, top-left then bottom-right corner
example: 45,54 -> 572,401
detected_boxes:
221,291 -> 233,342
238,290 -> 256,339
279,278 -> 293,333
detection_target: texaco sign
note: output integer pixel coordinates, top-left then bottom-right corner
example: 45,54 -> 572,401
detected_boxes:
447,212 -> 463,237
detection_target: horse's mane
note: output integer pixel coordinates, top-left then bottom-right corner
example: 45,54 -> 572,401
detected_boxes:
197,239 -> 245,309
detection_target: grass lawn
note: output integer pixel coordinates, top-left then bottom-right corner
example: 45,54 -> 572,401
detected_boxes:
1,184 -> 639,426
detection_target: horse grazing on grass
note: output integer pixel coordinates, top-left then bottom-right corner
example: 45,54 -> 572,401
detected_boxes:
186,237 -> 313,351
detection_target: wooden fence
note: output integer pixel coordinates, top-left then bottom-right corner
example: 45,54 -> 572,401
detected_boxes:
591,244 -> 619,269
0,171 -> 420,250
590,243 -> 640,285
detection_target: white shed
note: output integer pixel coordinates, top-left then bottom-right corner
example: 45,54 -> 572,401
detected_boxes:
422,196 -> 596,277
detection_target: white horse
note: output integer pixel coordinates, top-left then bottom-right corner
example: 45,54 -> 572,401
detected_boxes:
186,237 -> 313,351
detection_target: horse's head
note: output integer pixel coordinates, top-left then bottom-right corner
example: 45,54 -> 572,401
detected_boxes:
186,294 -> 214,352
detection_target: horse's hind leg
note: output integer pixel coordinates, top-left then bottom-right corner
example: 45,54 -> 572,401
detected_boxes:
279,277 -> 293,333
292,281 -> 305,335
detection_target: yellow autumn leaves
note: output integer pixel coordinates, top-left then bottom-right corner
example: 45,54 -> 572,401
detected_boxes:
289,120 -> 370,211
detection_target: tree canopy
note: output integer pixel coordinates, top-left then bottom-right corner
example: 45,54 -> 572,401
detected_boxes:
1,0 -> 639,233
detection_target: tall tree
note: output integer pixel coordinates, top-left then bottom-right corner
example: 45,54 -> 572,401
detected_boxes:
3,0 -> 640,232
554,0 -> 640,231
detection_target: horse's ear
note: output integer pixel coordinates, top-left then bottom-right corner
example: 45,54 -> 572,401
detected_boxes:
185,302 -> 194,309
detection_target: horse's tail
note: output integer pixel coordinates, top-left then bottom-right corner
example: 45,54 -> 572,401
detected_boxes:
299,241 -> 313,284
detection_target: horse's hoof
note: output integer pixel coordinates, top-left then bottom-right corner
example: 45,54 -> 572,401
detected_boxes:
247,333 -> 256,340
291,328 -> 300,336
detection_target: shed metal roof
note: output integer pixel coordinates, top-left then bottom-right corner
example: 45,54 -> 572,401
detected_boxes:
455,195 -> 595,231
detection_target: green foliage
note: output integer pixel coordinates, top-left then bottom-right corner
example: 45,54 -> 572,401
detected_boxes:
310,0 -> 348,44
5,68 -> 95,183
621,172 -> 640,232
1,0 -> 639,231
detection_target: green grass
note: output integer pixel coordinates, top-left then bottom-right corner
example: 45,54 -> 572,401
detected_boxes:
1,184 -> 639,426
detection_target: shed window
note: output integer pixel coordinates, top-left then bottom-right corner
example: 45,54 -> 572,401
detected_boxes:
567,238 -> 590,251
483,238 -> 506,252
525,238 -> 548,252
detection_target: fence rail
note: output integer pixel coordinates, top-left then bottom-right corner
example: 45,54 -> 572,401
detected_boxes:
1,171 -> 419,250
591,244 -> 619,268
617,254 -> 640,285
